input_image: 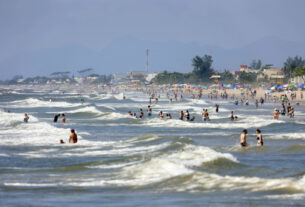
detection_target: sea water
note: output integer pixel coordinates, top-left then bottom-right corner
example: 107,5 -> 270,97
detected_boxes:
0,87 -> 305,207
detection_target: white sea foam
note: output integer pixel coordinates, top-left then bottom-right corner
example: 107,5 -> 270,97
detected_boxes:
65,106 -> 103,115
140,115 -> 283,129
97,112 -> 131,120
267,132 -> 305,140
8,98 -> 81,108
164,172 -> 305,193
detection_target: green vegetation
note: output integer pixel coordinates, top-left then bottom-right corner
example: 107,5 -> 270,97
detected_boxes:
282,56 -> 305,80
249,59 -> 262,70
239,71 -> 257,83
154,55 -> 215,84
294,67 -> 305,82
219,70 -> 234,82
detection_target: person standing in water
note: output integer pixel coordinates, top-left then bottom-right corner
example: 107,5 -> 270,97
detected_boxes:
230,111 -> 234,121
185,110 -> 190,121
54,114 -> 60,123
255,100 -> 259,109
256,129 -> 263,146
69,129 -> 78,144
215,104 -> 219,113
273,109 -> 280,119
240,129 -> 248,147
24,113 -> 29,123
147,105 -> 152,117
62,114 -> 66,123
179,111 -> 184,120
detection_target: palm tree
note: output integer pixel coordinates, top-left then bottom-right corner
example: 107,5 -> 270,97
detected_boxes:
192,56 -> 203,75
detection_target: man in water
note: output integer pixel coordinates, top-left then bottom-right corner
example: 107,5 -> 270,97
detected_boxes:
240,129 -> 248,147
256,129 -> 263,146
24,113 -> 29,123
69,129 -> 78,144
53,114 -> 60,123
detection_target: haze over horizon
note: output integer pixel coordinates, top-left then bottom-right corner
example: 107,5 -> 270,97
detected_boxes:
1,0 -> 305,80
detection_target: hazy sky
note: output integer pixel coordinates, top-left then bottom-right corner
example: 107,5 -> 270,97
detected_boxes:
1,0 -> 305,78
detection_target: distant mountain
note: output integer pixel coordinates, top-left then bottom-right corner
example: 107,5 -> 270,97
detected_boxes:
0,36 -> 305,80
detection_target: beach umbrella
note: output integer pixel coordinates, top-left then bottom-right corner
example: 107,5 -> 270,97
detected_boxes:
261,84 -> 267,88
297,83 -> 304,88
278,86 -> 284,89
201,86 -> 207,89
270,86 -> 276,90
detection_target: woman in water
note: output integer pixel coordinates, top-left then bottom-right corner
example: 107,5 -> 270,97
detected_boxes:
256,129 -> 263,146
62,114 -> 66,123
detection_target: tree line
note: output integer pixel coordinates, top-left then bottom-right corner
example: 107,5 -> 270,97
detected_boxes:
153,55 -> 305,84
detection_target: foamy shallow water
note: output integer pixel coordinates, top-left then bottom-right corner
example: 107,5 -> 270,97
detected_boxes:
0,87 -> 305,207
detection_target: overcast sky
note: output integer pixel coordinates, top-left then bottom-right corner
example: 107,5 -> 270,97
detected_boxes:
1,0 -> 305,77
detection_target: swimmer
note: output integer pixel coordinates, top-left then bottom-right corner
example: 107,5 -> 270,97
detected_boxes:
62,113 -> 66,123
69,129 -> 78,144
240,129 -> 248,147
127,111 -> 132,116
53,114 -> 60,123
185,110 -> 190,121
230,111 -> 234,121
190,116 -> 195,121
179,111 -> 184,120
147,105 -> 152,116
289,107 -> 294,118
24,113 -> 29,123
234,116 -> 238,120
215,104 -> 219,113
256,129 -> 263,146
60,139 -> 65,144
140,108 -> 144,118
166,113 -> 172,119
273,108 -> 279,119
255,100 -> 259,109
159,111 -> 164,119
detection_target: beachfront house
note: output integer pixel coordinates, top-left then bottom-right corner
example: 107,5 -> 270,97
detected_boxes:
290,75 -> 305,85
128,71 -> 146,80
257,68 -> 284,84
239,65 -> 259,73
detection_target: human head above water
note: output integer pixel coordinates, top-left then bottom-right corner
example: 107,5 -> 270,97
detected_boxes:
243,129 -> 247,134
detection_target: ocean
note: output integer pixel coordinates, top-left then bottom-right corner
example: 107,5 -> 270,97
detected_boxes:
0,86 -> 305,207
